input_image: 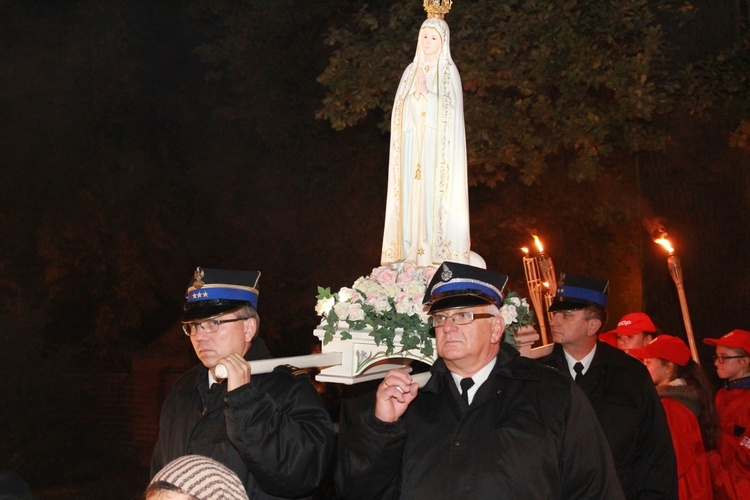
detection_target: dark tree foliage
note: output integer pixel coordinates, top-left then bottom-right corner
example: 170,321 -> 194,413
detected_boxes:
0,0 -> 747,493
318,0 -> 748,187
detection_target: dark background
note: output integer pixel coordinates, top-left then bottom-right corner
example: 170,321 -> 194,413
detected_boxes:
0,1 -> 747,498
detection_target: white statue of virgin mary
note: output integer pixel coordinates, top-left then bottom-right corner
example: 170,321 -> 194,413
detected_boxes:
380,16 -> 471,267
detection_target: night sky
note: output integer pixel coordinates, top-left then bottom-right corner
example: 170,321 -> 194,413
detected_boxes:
0,0 -> 748,496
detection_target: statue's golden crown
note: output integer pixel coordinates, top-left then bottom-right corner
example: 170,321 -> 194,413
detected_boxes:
424,0 -> 452,19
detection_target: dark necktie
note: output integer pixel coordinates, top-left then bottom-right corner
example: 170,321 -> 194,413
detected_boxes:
460,377 -> 475,407
573,362 -> 584,383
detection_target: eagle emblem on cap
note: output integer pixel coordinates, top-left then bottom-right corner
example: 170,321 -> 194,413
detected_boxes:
441,265 -> 453,282
193,267 -> 205,288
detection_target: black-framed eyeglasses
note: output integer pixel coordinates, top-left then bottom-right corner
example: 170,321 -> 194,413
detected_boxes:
182,318 -> 246,336
428,311 -> 496,328
713,354 -> 748,364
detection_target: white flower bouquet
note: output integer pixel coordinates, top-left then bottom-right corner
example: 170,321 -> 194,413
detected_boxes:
315,263 -> 436,357
315,264 -> 536,355
499,291 -> 536,347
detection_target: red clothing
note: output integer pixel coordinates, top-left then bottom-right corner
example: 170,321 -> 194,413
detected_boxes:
710,382 -> 750,499
661,397 -> 713,499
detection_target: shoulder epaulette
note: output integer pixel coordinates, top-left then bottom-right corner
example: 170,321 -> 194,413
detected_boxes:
273,364 -> 310,379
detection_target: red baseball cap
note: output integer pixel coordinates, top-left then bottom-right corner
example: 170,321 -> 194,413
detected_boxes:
599,312 -> 656,345
628,335 -> 692,366
703,329 -> 750,353
609,312 -> 657,337
598,330 -> 618,347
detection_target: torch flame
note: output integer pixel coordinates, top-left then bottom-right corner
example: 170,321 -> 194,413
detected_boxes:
655,237 -> 675,255
521,247 -> 529,255
532,235 -> 544,253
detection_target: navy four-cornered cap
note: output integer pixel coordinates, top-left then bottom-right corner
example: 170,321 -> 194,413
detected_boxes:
182,267 -> 260,322
548,272 -> 608,312
423,261 -> 509,313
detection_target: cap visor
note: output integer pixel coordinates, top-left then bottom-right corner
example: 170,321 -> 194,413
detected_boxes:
182,301 -> 250,322
548,299 -> 594,312
428,294 -> 494,313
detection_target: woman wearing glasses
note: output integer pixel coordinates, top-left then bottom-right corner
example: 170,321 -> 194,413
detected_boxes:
703,329 -> 750,499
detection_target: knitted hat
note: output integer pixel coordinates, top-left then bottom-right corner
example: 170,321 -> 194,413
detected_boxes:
150,455 -> 248,500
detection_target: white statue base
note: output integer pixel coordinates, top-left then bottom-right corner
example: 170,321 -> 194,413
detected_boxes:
314,322 -> 551,385
313,322 -> 436,385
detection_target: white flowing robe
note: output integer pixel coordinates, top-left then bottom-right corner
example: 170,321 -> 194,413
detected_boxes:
381,18 -> 470,267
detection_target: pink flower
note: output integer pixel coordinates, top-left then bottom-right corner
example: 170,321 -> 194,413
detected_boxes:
371,266 -> 397,286
394,292 -> 411,315
421,266 -> 437,283
366,294 -> 391,313
397,270 -> 415,286
400,262 -> 418,275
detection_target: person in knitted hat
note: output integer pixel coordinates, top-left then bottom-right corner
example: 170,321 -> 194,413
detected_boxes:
150,267 -> 334,499
146,455 -> 249,500
702,329 -> 750,499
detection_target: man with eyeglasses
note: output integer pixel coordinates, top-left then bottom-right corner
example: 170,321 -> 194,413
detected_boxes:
538,273 -> 677,499
703,329 -> 750,499
150,267 -> 334,499
336,261 -> 624,498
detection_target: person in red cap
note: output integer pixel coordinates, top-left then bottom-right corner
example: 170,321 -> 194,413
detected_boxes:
629,335 -> 717,499
599,312 -> 659,352
702,329 -> 750,499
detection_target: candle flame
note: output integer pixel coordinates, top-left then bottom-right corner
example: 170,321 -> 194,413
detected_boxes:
532,235 -> 544,253
521,247 -> 529,254
542,281 -> 550,289
655,237 -> 674,255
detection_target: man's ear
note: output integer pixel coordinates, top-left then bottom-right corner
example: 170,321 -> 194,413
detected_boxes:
491,316 -> 505,344
244,317 -> 258,343
586,318 -> 602,338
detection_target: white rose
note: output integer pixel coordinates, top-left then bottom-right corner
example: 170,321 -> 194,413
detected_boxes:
359,280 -> 383,298
500,304 -> 518,325
348,303 -> 365,321
403,280 -> 425,297
369,295 -> 391,313
510,297 -> 521,306
383,284 -> 400,298
338,287 -> 356,302
353,276 -> 371,293
315,296 -> 335,316
334,300 -> 351,320
394,292 -> 411,315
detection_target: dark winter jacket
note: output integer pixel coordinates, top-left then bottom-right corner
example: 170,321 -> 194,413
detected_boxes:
151,339 -> 335,499
539,342 -> 678,499
336,343 -> 624,499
